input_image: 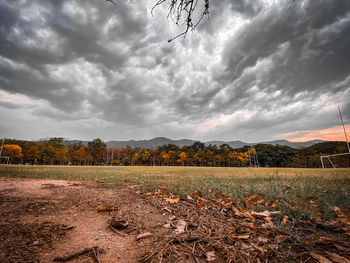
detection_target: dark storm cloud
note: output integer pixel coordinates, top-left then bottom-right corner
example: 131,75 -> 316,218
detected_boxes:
0,0 -> 166,117
173,0 -> 350,125
1,0 -> 349,141
0,0 -> 141,71
220,0 -> 350,93
0,57 -> 83,112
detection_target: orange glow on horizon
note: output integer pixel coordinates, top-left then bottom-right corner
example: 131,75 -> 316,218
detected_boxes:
281,124 -> 350,142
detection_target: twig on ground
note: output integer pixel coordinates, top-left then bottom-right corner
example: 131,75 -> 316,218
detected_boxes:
53,246 -> 105,262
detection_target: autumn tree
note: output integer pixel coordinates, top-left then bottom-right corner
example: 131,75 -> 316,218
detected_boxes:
24,145 -> 40,163
149,147 -> 161,166
177,152 -> 187,166
133,149 -> 151,165
228,151 -> 248,166
1,144 -> 23,163
55,148 -> 69,165
161,151 -> 170,165
71,146 -> 93,165
168,150 -> 177,165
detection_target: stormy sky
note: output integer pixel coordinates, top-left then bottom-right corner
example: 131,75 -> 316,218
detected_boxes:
1,0 -> 350,142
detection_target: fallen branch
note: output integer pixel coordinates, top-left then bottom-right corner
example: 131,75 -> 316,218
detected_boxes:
109,225 -> 126,237
53,247 -> 105,262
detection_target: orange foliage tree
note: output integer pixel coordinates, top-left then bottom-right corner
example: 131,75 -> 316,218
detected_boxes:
1,144 -> 23,163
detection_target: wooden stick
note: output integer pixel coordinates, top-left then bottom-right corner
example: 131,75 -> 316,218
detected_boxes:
109,226 -> 126,237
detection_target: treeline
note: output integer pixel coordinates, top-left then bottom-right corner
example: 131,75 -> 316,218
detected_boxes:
1,138 -> 349,168
1,138 -> 106,165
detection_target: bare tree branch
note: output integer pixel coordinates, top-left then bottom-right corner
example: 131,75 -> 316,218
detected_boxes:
106,0 -> 210,41
154,0 -> 210,42
106,0 -> 117,6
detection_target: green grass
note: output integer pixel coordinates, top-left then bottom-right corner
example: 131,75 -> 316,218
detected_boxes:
1,165 -> 349,219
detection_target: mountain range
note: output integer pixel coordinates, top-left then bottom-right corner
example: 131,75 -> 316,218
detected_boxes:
64,137 -> 325,149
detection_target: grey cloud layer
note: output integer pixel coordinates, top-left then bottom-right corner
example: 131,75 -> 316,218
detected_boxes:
0,0 -> 349,141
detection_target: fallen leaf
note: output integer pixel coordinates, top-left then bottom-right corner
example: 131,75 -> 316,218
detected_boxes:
310,200 -> 318,207
239,207 -> 255,219
263,216 -> 274,226
61,225 -> 75,230
97,205 -> 118,212
195,202 -> 206,209
221,201 -> 232,209
164,196 -> 180,204
110,219 -> 128,229
330,206 -> 341,213
136,232 -> 152,240
186,195 -> 193,200
239,185 -> 245,189
337,212 -> 350,225
206,251 -> 216,262
95,179 -> 105,183
175,219 -> 187,234
245,195 -> 265,207
271,199 -> 280,208
257,236 -> 268,243
196,196 -> 208,203
243,222 -> 255,230
255,245 -> 267,253
282,215 -> 288,224
309,252 -> 333,263
327,253 -> 350,263
231,206 -> 241,216
230,234 -> 250,240
169,215 -> 176,221
251,210 -> 271,218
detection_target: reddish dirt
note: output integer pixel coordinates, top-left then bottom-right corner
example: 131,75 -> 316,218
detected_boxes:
0,177 -> 169,263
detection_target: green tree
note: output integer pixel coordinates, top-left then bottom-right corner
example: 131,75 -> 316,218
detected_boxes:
40,137 -> 65,164
87,138 -> 107,164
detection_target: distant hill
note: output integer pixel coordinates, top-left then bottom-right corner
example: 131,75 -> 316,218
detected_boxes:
107,137 -> 194,148
206,139 -> 325,149
63,137 -> 325,149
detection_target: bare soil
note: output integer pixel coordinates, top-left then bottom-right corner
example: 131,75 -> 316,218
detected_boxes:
0,177 -> 167,263
1,177 -> 349,263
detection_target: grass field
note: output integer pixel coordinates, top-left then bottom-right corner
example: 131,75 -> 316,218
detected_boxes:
1,165 -> 350,221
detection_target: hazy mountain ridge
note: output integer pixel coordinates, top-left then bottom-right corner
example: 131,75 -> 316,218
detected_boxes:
63,137 -> 326,149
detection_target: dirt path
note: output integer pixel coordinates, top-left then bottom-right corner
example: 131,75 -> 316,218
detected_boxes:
0,177 -> 168,263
